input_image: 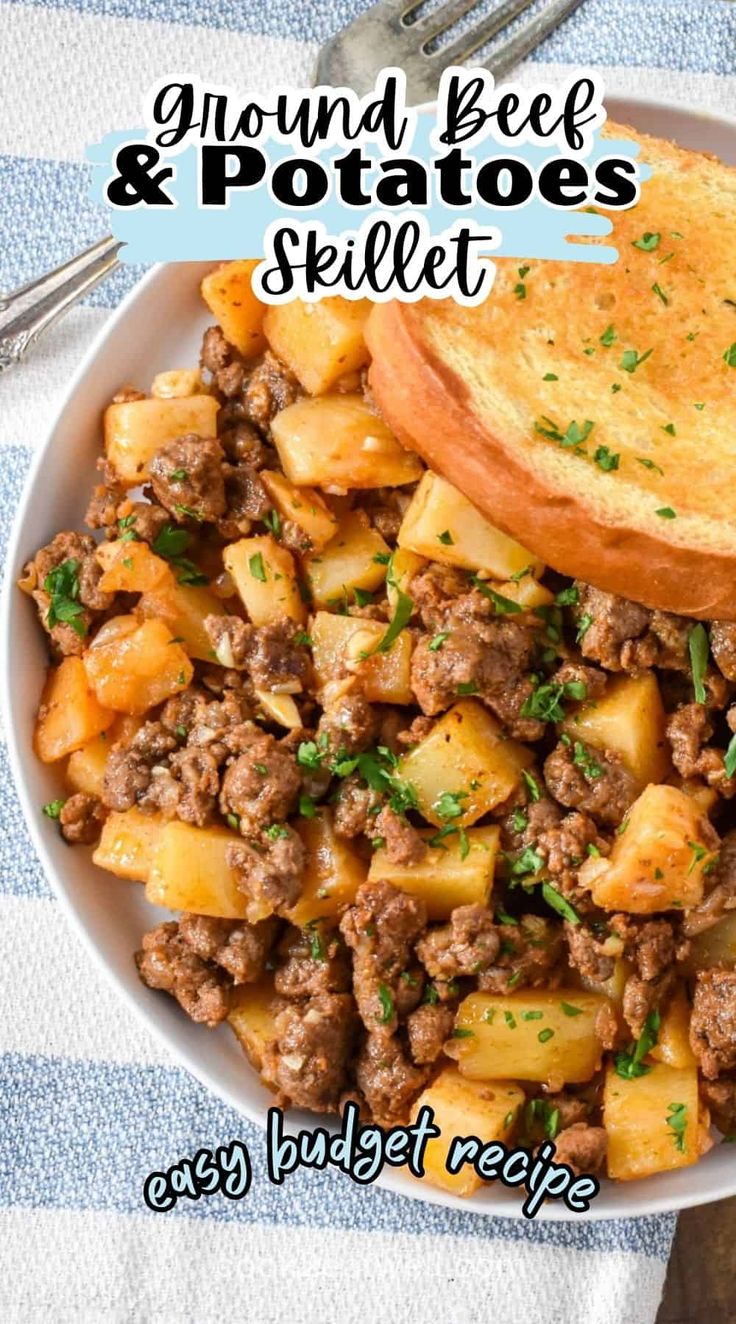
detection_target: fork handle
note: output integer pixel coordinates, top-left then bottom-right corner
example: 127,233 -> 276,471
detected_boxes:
0,236 -> 122,372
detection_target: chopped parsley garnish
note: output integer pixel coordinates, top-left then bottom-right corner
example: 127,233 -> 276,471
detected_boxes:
173,503 -> 203,522
364,554 -> 413,655
42,799 -> 66,819
305,922 -> 326,962
572,741 -> 602,779
265,823 -> 289,840
652,282 -> 669,305
428,631 -> 449,652
599,324 -> 617,347
470,575 -> 522,615
687,840 -> 708,875
620,347 -> 653,374
298,793 -> 317,819
151,523 -> 207,586
334,747 -> 418,819
637,457 -> 664,476
377,983 -> 394,1025
521,1010 -> 543,1021
225,813 -> 240,831
249,552 -> 267,582
555,586 -> 579,607
724,732 -> 736,780
614,1009 -> 660,1079
666,1102 -> 688,1153
593,445 -> 620,472
656,507 -> 676,519
456,680 -> 479,695
688,623 -> 709,705
511,846 -> 544,879
452,1027 -> 475,1038
521,677 -> 586,723
294,630 -> 313,648
522,770 -> 541,803
504,1011 -> 517,1030
437,530 -> 454,545
543,372 -> 558,381
535,416 -> 594,452
632,231 -> 660,251
724,343 -> 736,368
296,734 -> 329,770
537,1028 -> 554,1043
44,559 -> 86,638
262,508 -> 282,539
560,1001 -> 584,1017
576,613 -> 593,642
512,808 -> 528,833
434,790 -> 468,822
169,468 -> 188,481
541,882 -> 580,926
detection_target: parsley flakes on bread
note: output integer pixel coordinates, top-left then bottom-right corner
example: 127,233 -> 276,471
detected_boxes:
367,123 -> 736,620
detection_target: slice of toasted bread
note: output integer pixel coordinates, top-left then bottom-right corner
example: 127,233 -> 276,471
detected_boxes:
367,123 -> 736,619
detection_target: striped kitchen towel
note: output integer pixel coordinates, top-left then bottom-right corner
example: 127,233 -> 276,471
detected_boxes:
1,1 -> 734,1320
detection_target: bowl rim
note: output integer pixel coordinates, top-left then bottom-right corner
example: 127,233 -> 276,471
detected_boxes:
4,92 -> 736,1223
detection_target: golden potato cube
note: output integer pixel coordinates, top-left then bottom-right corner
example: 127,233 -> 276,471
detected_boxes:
304,511 -> 390,608
683,912 -> 736,974
260,469 -> 338,552
560,672 -> 671,789
151,369 -> 203,399
66,715 -> 142,798
83,616 -> 193,715
146,820 -> 260,921
223,535 -> 306,627
387,547 -> 426,612
35,657 -> 116,763
398,700 -> 534,828
397,472 -> 543,579
96,539 -> 173,594
578,783 -> 716,914
271,393 -> 422,489
264,297 -> 371,394
411,1067 -> 524,1197
310,610 -> 413,705
228,976 -> 279,1071
200,259 -> 266,358
137,581 -> 227,663
449,990 -> 611,1084
650,987 -> 696,1069
93,808 -> 163,882
604,1060 -> 703,1180
368,826 -> 499,920
284,810 -> 368,926
104,395 -> 219,487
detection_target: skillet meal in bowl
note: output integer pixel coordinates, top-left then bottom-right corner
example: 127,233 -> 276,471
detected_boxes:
19,254 -> 736,1201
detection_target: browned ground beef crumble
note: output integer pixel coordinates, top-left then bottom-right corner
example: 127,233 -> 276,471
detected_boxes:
25,321 -> 736,1180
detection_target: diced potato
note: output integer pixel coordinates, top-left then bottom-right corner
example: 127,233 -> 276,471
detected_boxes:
66,715 -> 142,798
651,986 -> 696,1069
146,820 -> 260,921
137,581 -> 227,663
255,690 -> 302,729
578,784 -> 716,914
93,808 -> 163,882
35,657 -> 116,763
96,539 -> 172,594
398,472 -> 543,579
411,1067 -> 524,1197
264,297 -> 371,394
104,395 -> 219,487
449,990 -> 611,1085
304,511 -> 390,608
560,673 -> 670,790
398,700 -> 534,828
368,826 -> 499,920
494,577 -> 554,610
83,616 -> 193,715
260,469 -> 338,552
683,912 -> 736,974
200,259 -> 266,358
311,610 -> 413,705
271,394 -> 422,489
223,535 -> 306,627
676,777 -> 720,817
151,369 -> 203,399
604,1061 -> 705,1180
284,810 -> 368,926
228,976 -> 279,1071
387,547 -> 426,612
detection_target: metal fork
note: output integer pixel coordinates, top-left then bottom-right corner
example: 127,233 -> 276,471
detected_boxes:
0,0 -> 584,373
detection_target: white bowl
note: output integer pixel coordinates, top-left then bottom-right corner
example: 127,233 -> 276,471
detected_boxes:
4,94 -> 736,1222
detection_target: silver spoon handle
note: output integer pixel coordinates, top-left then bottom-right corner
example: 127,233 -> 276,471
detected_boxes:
0,235 -> 122,372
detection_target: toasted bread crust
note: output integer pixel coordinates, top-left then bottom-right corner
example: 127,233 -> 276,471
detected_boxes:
367,300 -> 736,619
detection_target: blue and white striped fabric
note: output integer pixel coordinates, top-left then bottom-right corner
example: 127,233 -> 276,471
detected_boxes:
1,1 -> 734,1319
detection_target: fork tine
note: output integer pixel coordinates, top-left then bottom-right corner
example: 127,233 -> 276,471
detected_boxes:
408,0 -> 486,43
427,0 -> 537,66
483,0 -> 586,81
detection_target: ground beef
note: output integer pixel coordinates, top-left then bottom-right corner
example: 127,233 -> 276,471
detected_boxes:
409,563 -> 486,632
573,583 -> 690,673
544,1091 -> 591,1131
316,694 -> 378,757
246,619 -> 310,693
102,721 -> 178,811
136,921 -> 231,1026
167,747 -> 220,826
177,913 -> 278,984
115,500 -> 170,546
218,463 -> 272,540
260,992 -> 355,1111
149,435 -> 226,523
219,419 -> 272,469
180,690 -> 256,761
355,1032 -> 429,1125
552,661 -> 608,703
623,973 -> 674,1039
595,1001 -> 620,1051
242,352 -> 301,433
360,487 -> 414,541
340,881 -> 427,1035
552,1123 -> 607,1175
543,740 -> 638,827
564,921 -> 617,983
690,969 -> 736,1078
227,825 -> 305,914
85,459 -> 125,531
700,1077 -> 736,1136
201,325 -> 237,379
710,622 -> 736,681
666,704 -> 735,796
410,629 -> 485,716
219,727 -> 300,831
536,810 -> 608,888
501,795 -> 562,853
205,615 -> 251,669
611,914 -> 684,982
407,1002 -> 456,1064
373,804 -> 425,866
25,530 -> 114,655
59,792 -> 106,844
274,925 -> 351,999
684,828 -> 736,935
333,774 -> 381,838
417,905 -> 500,980
478,915 -> 563,993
